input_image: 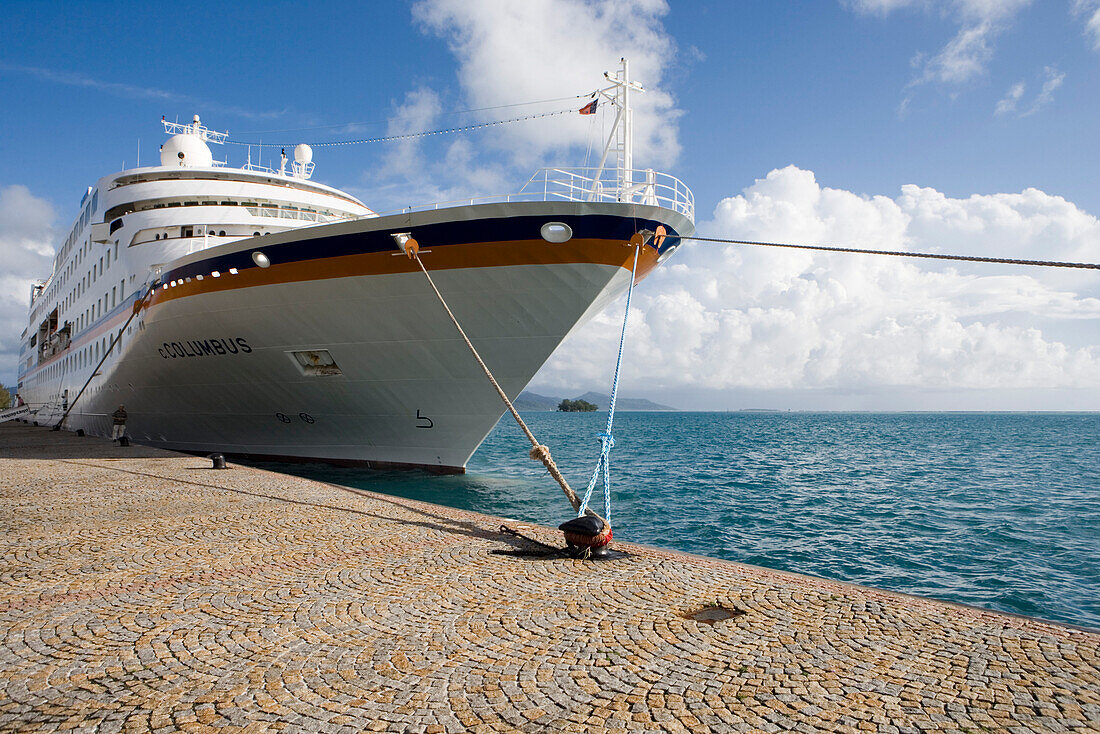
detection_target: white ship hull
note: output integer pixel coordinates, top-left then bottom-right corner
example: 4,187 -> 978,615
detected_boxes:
20,201 -> 691,472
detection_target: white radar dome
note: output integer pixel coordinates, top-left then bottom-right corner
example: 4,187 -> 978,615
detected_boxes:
293,143 -> 313,165
160,133 -> 213,167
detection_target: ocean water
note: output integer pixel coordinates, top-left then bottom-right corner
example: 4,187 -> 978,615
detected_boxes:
259,412 -> 1100,630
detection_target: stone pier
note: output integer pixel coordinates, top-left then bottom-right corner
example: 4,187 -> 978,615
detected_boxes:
1,423 -> 1097,733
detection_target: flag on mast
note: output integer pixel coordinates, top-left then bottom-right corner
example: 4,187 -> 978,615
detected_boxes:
579,98 -> 598,115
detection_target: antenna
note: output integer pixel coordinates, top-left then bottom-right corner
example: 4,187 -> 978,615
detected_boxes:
163,115 -> 228,144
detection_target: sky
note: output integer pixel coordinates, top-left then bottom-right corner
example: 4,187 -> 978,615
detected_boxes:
1,0 -> 1098,410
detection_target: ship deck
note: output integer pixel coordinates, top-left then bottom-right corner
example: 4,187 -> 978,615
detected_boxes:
1,423 -> 1097,733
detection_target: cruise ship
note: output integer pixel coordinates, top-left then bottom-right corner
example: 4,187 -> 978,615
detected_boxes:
15,62 -> 695,472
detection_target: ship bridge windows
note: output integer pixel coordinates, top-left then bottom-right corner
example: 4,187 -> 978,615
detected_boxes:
106,196 -> 353,224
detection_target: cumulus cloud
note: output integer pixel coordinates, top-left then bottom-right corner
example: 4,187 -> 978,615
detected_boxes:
411,0 -> 681,167
358,86 -> 514,211
360,0 -> 682,210
532,167 -> 1100,408
0,186 -> 57,385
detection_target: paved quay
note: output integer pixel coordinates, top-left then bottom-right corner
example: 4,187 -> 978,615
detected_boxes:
1,423 -> 1097,733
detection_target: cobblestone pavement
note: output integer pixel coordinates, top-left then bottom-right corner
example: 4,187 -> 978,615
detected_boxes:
1,424 -> 1097,733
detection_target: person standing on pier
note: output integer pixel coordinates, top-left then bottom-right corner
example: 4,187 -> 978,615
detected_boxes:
111,405 -> 127,441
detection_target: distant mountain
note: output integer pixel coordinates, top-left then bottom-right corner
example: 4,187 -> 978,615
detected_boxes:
513,391 -> 561,411
514,390 -> 677,411
574,391 -> 677,411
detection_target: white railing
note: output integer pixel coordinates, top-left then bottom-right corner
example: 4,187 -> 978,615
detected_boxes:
522,167 -> 694,220
371,167 -> 694,221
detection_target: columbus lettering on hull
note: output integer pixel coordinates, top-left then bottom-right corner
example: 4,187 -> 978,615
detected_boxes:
16,62 -> 695,471
158,338 -> 253,359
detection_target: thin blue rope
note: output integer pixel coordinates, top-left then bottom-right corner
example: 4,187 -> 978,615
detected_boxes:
579,245 -> 641,523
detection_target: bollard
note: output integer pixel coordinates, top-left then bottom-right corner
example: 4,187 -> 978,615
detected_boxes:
558,515 -> 613,559
119,436 -> 130,447
210,453 -> 227,470
76,429 -> 85,437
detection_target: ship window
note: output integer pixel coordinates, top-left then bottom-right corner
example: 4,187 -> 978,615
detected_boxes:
219,230 -> 226,236
253,232 -> 260,236
182,227 -> 193,238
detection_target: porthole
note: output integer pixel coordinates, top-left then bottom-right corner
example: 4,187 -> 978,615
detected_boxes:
252,252 -> 271,268
540,221 -> 572,243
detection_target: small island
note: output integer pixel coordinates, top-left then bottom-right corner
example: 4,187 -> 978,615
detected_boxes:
558,398 -> 598,412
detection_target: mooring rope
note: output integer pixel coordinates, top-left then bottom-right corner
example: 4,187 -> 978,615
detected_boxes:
681,235 -> 1100,270
577,245 -> 641,524
53,286 -> 155,431
409,251 -> 605,524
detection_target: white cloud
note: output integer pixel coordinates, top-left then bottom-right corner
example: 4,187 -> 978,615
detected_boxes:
994,66 -> 1065,118
917,20 -> 998,85
532,167 -> 1100,408
1019,66 -> 1065,117
0,63 -> 286,121
379,87 -> 444,181
0,186 -> 57,385
995,81 -> 1025,115
1075,0 -> 1100,50
847,0 -> 1033,107
843,0 -> 922,15
411,0 -> 681,167
355,87 -> 515,211
359,0 -> 683,211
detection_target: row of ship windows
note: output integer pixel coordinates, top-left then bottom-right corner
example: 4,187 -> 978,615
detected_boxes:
33,330 -> 120,384
33,240 -> 123,347
106,198 -> 346,223
58,189 -> 99,264
58,244 -> 123,329
135,226 -> 270,247
33,235 -> 105,316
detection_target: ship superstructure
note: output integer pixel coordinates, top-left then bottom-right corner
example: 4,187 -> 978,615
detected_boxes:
17,61 -> 694,472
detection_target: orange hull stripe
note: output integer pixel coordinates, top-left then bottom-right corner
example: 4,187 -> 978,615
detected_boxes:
151,238 -> 658,307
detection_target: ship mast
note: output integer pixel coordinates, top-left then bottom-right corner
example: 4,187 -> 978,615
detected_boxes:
589,57 -> 644,202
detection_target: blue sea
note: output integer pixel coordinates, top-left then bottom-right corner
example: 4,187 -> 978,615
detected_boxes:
262,412 -> 1100,630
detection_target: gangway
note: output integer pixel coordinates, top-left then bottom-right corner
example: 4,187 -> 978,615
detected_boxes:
0,406 -> 31,424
